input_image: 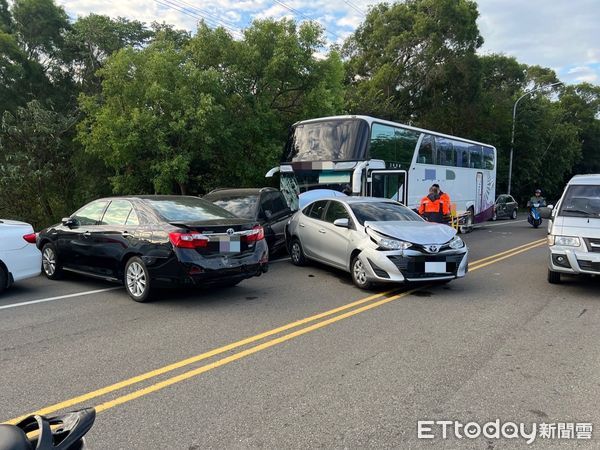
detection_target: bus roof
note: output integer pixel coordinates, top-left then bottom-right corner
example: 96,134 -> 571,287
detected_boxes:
292,115 -> 496,150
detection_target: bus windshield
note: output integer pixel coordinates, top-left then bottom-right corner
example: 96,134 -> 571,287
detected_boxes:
284,119 -> 369,162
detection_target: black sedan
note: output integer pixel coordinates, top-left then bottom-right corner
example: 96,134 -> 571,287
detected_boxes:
37,196 -> 269,302
491,194 -> 518,221
203,188 -> 293,254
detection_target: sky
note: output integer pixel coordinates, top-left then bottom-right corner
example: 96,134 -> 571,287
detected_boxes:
56,0 -> 600,85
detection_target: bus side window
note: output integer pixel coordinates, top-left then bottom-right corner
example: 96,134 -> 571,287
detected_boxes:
483,147 -> 495,170
469,145 -> 483,169
435,137 -> 455,166
418,134 -> 435,164
453,141 -> 470,168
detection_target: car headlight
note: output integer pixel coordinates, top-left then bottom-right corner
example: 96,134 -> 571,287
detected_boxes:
367,228 -> 412,250
448,235 -> 465,249
379,237 -> 412,250
550,235 -> 580,247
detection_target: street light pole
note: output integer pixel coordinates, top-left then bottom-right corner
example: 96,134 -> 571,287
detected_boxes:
507,81 -> 563,195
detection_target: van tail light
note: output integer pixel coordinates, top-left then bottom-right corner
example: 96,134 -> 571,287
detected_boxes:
169,232 -> 209,249
23,233 -> 37,244
245,225 -> 264,243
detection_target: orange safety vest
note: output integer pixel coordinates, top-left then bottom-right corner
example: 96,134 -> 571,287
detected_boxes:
439,192 -> 451,216
419,195 -> 445,223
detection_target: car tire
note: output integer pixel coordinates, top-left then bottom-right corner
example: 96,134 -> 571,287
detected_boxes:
289,238 -> 307,266
0,266 -> 6,293
124,256 -> 153,302
511,209 -> 518,220
351,254 -> 373,290
547,269 -> 561,284
41,243 -> 63,280
459,208 -> 474,234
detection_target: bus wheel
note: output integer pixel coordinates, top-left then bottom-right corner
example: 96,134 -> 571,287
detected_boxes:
459,208 -> 474,234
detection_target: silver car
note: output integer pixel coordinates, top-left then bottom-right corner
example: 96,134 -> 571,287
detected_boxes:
286,197 -> 468,289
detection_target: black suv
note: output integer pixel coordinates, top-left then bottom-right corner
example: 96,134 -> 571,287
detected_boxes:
203,188 -> 293,254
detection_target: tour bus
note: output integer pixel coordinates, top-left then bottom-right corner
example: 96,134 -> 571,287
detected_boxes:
266,115 -> 497,230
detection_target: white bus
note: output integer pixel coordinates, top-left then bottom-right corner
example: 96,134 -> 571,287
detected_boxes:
267,115 -> 497,229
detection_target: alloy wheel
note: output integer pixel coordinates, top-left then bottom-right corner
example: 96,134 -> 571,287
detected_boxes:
126,261 -> 147,298
42,247 -> 56,277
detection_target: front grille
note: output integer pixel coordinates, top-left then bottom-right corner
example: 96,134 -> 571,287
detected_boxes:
577,260 -> 600,272
388,254 -> 464,278
584,238 -> 600,253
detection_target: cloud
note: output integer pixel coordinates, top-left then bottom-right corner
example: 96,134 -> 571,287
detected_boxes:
565,66 -> 598,84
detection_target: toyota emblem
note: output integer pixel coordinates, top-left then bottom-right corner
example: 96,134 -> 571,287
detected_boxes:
427,245 -> 440,253
226,228 -> 235,235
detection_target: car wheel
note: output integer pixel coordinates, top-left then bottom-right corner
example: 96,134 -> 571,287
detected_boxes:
41,243 -> 63,280
289,238 -> 307,266
459,208 -> 474,234
125,256 -> 153,302
351,255 -> 372,290
547,269 -> 561,284
0,266 -> 6,293
511,209 -> 517,220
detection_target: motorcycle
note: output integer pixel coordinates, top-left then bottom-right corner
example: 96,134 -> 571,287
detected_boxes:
528,202 -> 543,228
0,408 -> 95,450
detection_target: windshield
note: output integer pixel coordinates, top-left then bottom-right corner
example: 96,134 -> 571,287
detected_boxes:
559,185 -> 600,218
284,119 -> 369,162
350,202 -> 423,225
145,197 -> 237,222
203,193 -> 258,219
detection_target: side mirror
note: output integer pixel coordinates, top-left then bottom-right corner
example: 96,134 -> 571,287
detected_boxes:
264,210 -> 273,220
333,218 -> 350,228
62,217 -> 76,228
547,204 -> 554,210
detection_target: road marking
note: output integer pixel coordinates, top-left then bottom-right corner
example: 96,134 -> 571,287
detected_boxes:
482,219 -> 528,227
467,238 -> 546,267
4,238 -> 545,424
470,241 -> 546,271
0,287 -> 122,311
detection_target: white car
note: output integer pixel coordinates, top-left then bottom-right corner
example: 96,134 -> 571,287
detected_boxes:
0,219 -> 41,292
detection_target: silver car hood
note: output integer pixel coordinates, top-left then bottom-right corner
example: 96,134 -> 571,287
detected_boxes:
364,221 -> 457,245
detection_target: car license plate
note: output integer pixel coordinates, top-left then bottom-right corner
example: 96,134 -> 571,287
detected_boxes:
425,262 -> 446,273
218,236 -> 240,253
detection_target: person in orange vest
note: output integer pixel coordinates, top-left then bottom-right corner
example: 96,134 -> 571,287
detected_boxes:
432,183 -> 451,218
418,186 -> 445,223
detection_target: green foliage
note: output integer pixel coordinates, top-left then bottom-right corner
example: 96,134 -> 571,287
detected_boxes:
0,101 -> 76,227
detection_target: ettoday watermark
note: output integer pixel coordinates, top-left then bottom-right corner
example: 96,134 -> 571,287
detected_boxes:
417,420 -> 593,444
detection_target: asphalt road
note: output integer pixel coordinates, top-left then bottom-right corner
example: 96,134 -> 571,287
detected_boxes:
1,217 -> 599,449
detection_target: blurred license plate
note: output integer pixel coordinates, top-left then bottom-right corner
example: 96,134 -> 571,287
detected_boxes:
425,262 -> 446,273
218,236 -> 241,253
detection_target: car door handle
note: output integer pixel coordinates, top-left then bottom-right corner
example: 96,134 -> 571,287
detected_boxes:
299,223 -> 305,228
83,231 -> 91,237
122,231 -> 133,237
318,229 -> 326,234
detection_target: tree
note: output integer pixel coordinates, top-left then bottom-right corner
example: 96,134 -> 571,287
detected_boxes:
0,101 -> 76,226
343,0 -> 482,122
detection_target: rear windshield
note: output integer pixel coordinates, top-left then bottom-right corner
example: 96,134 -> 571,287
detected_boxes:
350,202 -> 422,226
146,197 -> 237,222
559,185 -> 600,218
203,193 -> 258,219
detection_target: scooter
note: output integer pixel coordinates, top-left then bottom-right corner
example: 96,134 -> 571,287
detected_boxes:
528,202 -> 543,228
0,408 -> 95,450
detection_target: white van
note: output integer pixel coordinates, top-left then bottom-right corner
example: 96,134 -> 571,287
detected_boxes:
547,174 -> 600,283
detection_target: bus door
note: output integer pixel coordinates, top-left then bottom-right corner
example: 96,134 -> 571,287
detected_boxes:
476,172 -> 483,214
368,170 -> 408,205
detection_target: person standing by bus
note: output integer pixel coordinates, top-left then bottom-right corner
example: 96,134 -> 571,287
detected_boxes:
418,186 -> 445,223
432,183 -> 451,218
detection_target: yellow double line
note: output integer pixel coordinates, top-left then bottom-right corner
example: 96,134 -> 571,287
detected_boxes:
4,238 -> 547,424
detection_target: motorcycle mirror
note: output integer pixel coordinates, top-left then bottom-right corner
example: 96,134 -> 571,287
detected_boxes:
548,204 -> 554,210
